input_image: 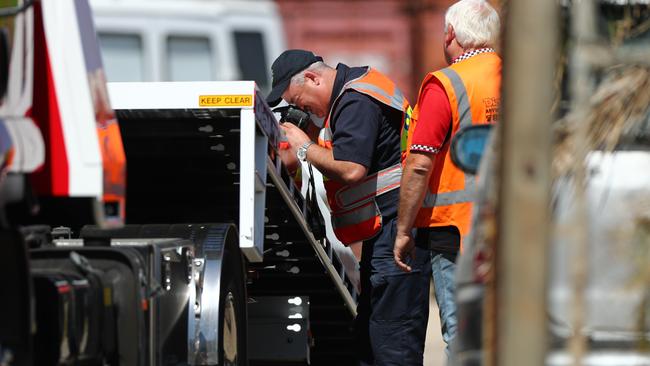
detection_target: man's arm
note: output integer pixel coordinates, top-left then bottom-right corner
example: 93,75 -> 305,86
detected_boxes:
303,143 -> 368,184
281,122 -> 368,185
394,151 -> 434,272
393,78 -> 450,272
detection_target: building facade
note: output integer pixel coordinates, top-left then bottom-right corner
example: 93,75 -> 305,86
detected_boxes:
275,0 -> 457,103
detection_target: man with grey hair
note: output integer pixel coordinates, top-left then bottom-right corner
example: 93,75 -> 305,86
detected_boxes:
267,49 -> 432,365
394,0 -> 501,358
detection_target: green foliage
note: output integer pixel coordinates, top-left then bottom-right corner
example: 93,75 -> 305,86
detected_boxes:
0,0 -> 19,8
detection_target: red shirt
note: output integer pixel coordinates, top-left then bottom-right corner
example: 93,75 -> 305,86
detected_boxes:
410,77 -> 451,154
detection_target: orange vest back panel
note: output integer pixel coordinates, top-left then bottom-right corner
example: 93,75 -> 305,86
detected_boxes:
409,52 -> 501,237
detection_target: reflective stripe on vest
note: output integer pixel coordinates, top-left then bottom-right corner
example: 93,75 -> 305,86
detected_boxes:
318,127 -> 333,145
347,82 -> 407,112
334,164 -> 401,208
327,68 -> 409,119
318,128 -> 333,180
423,175 -> 476,206
319,67 -> 408,244
400,105 -> 414,163
421,67 -> 476,207
441,68 -> 473,129
331,200 -> 380,229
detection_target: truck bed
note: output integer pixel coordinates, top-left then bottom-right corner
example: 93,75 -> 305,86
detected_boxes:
108,81 -> 359,365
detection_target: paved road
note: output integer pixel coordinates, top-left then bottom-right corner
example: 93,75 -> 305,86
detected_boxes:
424,284 -> 446,366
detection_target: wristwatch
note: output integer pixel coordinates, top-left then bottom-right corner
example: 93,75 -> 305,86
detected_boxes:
296,141 -> 315,162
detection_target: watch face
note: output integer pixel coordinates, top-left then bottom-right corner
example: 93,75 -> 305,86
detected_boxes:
297,142 -> 312,161
297,147 -> 306,161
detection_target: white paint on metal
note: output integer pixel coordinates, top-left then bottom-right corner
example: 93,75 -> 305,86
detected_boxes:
41,0 -> 102,197
0,6 -> 33,117
238,107 -> 267,262
107,81 -> 257,110
3,117 -> 45,173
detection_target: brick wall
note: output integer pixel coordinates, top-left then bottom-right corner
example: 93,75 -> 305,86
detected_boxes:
275,0 -> 457,103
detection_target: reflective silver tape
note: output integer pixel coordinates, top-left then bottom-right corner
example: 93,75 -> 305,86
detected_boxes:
319,127 -> 333,143
440,68 -> 473,129
332,201 -> 380,229
327,68 -> 406,122
335,164 -> 402,208
349,81 -> 406,112
422,175 -> 476,207
419,69 -> 476,208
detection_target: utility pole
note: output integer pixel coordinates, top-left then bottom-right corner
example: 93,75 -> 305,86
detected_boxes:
494,1 -> 557,366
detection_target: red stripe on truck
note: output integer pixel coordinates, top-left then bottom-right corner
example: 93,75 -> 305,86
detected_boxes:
29,2 -> 69,196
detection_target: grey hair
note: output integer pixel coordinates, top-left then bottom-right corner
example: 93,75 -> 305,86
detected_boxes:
290,61 -> 329,85
445,0 -> 500,49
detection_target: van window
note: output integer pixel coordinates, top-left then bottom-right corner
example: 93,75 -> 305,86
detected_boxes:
166,36 -> 214,81
98,33 -> 144,82
233,31 -> 269,93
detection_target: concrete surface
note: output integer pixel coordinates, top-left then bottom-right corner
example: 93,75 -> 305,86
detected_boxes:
424,284 -> 446,366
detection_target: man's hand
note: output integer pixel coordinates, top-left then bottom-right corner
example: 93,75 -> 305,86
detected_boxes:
395,152 -> 435,273
394,231 -> 416,272
280,122 -> 312,153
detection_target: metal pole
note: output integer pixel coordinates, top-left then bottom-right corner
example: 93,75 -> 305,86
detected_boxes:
496,0 -> 557,366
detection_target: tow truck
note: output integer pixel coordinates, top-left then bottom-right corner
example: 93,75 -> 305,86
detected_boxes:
0,1 -> 359,365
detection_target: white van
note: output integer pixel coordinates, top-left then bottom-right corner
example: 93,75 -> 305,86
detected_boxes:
90,0 -> 286,94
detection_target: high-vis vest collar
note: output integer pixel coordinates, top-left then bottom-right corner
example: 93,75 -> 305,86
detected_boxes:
319,67 -> 410,245
408,52 -> 501,242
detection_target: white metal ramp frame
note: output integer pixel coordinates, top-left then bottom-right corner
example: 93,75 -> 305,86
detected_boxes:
107,80 -> 357,316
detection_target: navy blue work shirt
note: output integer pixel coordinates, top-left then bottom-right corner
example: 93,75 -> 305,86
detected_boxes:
327,63 -> 403,219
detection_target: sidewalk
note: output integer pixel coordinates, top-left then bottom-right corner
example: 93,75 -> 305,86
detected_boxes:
424,284 -> 446,366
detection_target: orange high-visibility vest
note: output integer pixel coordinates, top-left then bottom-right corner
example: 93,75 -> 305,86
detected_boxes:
408,52 -> 501,240
318,68 -> 410,245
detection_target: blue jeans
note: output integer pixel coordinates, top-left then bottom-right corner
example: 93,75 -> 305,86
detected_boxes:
356,217 -> 432,366
431,251 -> 458,356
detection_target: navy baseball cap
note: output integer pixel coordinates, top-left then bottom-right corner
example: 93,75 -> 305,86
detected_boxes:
266,49 -> 323,107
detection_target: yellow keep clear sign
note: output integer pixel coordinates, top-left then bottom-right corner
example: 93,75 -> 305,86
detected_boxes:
199,94 -> 253,107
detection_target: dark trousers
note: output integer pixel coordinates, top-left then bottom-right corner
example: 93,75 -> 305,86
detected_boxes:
355,217 -> 432,366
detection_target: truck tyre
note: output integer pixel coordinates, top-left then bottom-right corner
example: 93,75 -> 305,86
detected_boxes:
219,227 -> 248,366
